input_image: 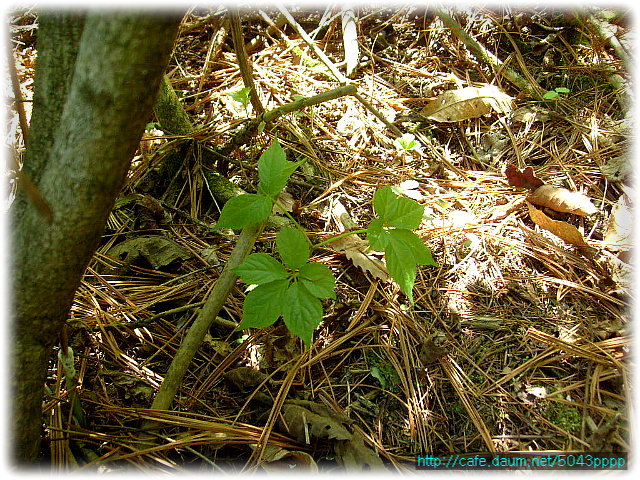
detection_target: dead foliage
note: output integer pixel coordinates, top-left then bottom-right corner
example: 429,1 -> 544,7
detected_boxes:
7,5 -> 632,473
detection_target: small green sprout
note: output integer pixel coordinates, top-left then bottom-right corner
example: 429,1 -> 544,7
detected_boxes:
394,133 -> 422,152
227,86 -> 252,111
543,87 -> 570,100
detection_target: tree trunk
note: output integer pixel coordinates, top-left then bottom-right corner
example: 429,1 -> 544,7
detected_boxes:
10,11 -> 182,465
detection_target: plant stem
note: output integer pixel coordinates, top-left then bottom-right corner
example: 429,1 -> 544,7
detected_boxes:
273,197 -> 305,233
436,8 -> 544,99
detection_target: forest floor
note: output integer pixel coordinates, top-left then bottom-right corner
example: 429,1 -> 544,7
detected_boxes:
8,5 -> 633,473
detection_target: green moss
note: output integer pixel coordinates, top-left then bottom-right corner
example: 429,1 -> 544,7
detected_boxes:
547,400 -> 582,436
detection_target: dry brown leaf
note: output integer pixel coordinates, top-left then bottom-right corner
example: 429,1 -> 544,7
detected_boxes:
101,235 -> 191,274
604,251 -> 632,296
258,445 -> 318,473
334,433 -> 385,472
487,197 -> 526,221
272,191 -> 295,215
527,202 -> 588,247
418,338 -> 447,365
223,367 -> 270,391
420,85 -> 513,122
505,164 -> 545,190
604,194 -> 633,250
203,335 -> 233,357
511,105 -> 550,123
280,402 -> 353,443
527,184 -> 597,216
600,153 -> 632,182
329,235 -> 389,282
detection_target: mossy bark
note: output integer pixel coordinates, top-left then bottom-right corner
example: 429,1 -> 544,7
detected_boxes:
11,12 -> 181,465
153,75 -> 246,204
202,165 -> 245,203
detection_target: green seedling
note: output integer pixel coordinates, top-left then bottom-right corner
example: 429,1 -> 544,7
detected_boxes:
213,139 -> 437,346
394,133 -> 422,152
542,87 -> 570,100
227,86 -> 252,114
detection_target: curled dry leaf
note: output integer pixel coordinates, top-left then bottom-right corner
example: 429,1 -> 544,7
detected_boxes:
604,194 -> 633,250
527,202 -> 588,247
418,338 -> 447,365
280,401 -> 353,443
334,433 -> 385,472
136,194 -> 165,230
272,191 -> 295,215
258,445 -> 318,473
505,164 -> 545,190
223,366 -> 270,391
527,184 -> 597,216
100,235 -> 191,274
329,235 -> 390,282
420,85 -> 513,122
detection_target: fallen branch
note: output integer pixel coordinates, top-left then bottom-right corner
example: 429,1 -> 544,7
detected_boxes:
223,84 -> 357,153
262,84 -> 356,124
275,1 -> 348,84
583,10 -> 633,115
230,7 -> 264,114
436,9 -> 544,99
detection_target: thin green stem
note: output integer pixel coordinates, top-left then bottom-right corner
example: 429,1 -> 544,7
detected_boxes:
272,198 -> 311,245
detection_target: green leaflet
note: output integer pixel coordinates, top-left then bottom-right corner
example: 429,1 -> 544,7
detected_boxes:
366,218 -> 388,251
258,138 -> 304,197
277,226 -> 310,270
232,253 -> 289,285
299,262 -> 336,299
373,185 -> 424,229
389,229 -> 438,267
384,229 -> 437,304
282,281 -> 323,347
237,279 -> 289,329
212,194 -> 272,230
227,86 -> 251,107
